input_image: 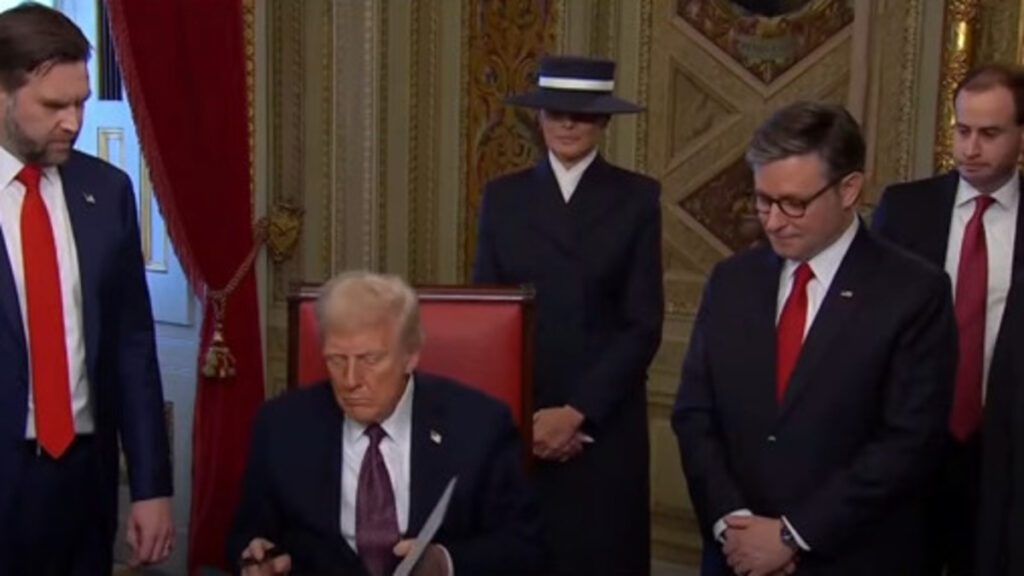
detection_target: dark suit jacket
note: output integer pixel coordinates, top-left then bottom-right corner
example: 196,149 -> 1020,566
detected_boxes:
0,151 -> 172,563
471,154 -> 663,574
673,224 -> 957,575
226,372 -> 543,576
874,172 -> 1024,575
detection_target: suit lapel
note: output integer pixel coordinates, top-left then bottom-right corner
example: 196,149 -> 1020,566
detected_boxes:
57,161 -> 100,385
310,384 -> 368,569
528,157 -> 575,256
315,385 -> 345,537
1008,174 -> 1024,285
407,374 -> 449,536
753,249 -> 785,419
917,171 -> 958,267
569,155 -> 621,229
778,225 -> 876,420
0,230 -> 24,352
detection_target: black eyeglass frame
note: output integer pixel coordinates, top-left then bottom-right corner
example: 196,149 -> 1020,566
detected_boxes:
753,171 -> 856,218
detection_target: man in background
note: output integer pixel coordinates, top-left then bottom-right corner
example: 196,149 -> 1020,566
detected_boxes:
874,63 -> 1024,576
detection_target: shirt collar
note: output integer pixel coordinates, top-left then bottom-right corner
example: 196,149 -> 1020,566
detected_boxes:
344,373 -> 415,442
956,172 -> 1020,212
0,144 -> 60,189
782,216 -> 860,290
548,148 -> 598,181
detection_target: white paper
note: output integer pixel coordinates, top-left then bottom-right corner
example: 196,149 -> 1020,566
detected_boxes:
393,476 -> 458,576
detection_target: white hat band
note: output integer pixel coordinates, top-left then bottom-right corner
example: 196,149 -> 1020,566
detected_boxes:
537,76 -> 615,92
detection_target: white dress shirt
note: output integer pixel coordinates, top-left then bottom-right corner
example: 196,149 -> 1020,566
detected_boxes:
0,145 -> 93,438
339,376 -> 455,572
341,376 -> 414,549
715,217 -> 861,552
549,148 -> 597,203
944,175 -> 1018,401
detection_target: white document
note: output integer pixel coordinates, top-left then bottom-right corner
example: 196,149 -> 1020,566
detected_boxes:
393,476 -> 458,576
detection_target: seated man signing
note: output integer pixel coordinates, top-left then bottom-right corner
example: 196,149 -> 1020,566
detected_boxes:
228,271 -> 543,576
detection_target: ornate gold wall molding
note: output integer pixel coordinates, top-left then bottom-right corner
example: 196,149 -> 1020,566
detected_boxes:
268,0 -> 305,303
244,0 -> 255,213
376,1 -> 388,272
934,0 -> 980,172
861,0 -> 924,196
462,0 -> 562,277
407,0 -> 441,283
636,0 -> 652,173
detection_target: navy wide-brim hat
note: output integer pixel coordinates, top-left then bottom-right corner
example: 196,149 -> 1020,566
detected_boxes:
505,56 -> 643,115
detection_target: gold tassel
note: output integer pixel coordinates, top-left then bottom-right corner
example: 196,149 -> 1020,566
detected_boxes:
202,296 -> 237,379
200,219 -> 268,380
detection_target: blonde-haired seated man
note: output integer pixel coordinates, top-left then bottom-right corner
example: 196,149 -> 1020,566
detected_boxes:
227,271 -> 543,576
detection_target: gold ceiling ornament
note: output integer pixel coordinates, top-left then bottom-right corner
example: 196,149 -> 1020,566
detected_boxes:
267,201 -> 304,264
677,0 -> 854,86
934,0 -> 980,173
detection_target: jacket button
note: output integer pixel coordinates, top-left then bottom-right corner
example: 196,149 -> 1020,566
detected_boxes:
767,435 -> 777,443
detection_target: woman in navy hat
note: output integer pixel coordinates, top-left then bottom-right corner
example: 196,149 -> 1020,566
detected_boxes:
472,56 -> 664,575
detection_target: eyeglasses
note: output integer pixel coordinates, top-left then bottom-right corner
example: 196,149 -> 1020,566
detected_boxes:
753,173 -> 852,218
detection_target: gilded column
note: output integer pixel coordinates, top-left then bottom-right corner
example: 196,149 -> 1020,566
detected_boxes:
934,0 -> 980,172
462,0 -> 562,277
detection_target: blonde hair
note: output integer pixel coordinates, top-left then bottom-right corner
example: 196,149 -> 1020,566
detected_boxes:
315,270 -> 423,353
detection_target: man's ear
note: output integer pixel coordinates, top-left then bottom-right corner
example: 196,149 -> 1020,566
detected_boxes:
840,171 -> 865,209
404,351 -> 420,375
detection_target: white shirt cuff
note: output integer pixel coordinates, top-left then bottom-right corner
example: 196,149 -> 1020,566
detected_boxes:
781,515 -> 811,551
714,509 -> 752,543
440,544 -> 454,575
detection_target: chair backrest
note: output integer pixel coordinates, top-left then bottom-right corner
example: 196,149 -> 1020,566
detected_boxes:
287,284 -> 535,453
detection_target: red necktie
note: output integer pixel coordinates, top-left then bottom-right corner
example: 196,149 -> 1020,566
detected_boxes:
18,165 -> 74,458
777,262 -> 814,402
356,423 -> 400,576
950,194 -> 994,442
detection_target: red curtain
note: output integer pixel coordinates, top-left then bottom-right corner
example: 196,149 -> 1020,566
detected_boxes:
105,2 -> 264,573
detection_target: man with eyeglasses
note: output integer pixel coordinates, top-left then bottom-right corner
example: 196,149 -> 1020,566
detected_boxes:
874,64 -> 1024,576
673,101 -> 957,576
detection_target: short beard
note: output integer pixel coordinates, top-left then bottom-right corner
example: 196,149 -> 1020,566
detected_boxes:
3,97 -> 74,166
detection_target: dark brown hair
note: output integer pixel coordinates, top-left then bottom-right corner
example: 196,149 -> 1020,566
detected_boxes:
746,100 -> 865,182
0,3 -> 90,92
955,64 -> 1024,125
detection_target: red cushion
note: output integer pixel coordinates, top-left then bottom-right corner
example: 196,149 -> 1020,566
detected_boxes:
293,297 -> 526,423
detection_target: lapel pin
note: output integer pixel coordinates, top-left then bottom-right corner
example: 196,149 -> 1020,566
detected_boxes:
83,192 -> 95,204
430,430 -> 442,445
840,290 -> 854,298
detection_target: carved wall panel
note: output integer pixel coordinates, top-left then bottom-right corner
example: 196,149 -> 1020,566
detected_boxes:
462,0 -> 562,277
264,0 -> 336,396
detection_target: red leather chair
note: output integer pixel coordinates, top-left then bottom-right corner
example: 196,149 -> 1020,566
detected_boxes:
287,284 -> 535,457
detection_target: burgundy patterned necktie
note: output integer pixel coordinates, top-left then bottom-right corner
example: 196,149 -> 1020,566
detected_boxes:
356,423 -> 400,576
950,194 -> 994,442
777,262 -> 814,403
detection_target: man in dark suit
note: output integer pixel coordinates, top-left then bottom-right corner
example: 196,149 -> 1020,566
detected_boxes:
873,63 -> 1024,576
228,271 -> 542,576
0,4 -> 174,575
471,56 -> 663,576
674,101 -> 958,576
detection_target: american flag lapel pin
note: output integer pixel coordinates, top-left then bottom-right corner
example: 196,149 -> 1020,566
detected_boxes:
430,429 -> 442,445
83,192 -> 96,204
840,290 -> 853,299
